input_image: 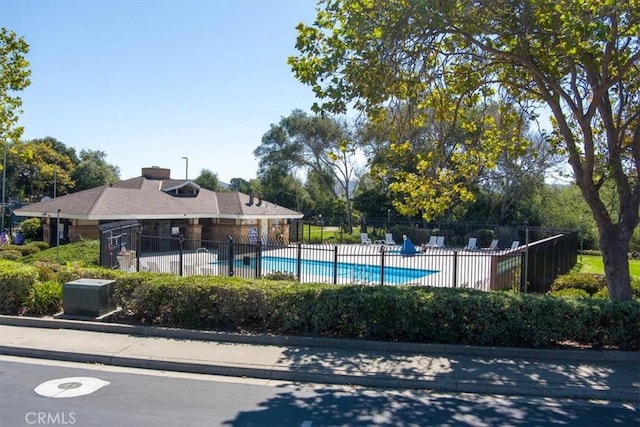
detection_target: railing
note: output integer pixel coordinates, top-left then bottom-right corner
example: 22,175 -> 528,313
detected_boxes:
100,222 -> 577,293
124,234 -> 553,292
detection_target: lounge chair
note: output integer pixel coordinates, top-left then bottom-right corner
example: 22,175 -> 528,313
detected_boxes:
465,237 -> 478,250
484,239 -> 499,251
510,240 -> 520,250
425,235 -> 438,248
435,236 -> 445,248
384,233 -> 398,246
360,233 -> 372,244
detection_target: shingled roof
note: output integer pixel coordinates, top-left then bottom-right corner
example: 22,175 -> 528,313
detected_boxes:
14,174 -> 302,221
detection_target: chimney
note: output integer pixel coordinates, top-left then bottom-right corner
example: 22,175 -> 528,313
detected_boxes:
141,166 -> 171,180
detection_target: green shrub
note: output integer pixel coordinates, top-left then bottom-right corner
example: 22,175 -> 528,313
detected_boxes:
0,260 -> 39,314
24,239 -> 99,266
551,273 -> 601,295
551,288 -> 590,298
25,280 -> 62,315
593,278 -> 640,300
0,250 -> 22,260
20,218 -> 43,241
263,271 -> 297,281
110,275 -> 640,350
15,243 -> 42,256
30,261 -> 123,284
581,249 -> 602,257
30,241 -> 50,251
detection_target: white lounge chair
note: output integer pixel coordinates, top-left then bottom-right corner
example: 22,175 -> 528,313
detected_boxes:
510,240 -> 520,250
384,233 -> 398,245
425,235 -> 438,247
435,236 -> 445,248
465,237 -> 478,250
360,233 -> 372,244
484,239 -> 499,251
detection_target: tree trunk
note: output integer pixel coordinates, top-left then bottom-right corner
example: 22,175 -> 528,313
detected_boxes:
598,221 -> 633,301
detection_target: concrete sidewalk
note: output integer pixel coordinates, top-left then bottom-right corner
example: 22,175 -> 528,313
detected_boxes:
0,315 -> 638,403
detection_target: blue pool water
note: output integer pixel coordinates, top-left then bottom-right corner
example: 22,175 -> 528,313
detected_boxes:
217,256 -> 436,285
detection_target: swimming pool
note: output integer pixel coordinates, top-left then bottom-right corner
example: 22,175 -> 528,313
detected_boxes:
216,255 -> 436,285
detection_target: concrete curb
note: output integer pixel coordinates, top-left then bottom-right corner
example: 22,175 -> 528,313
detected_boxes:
1,315 -> 638,363
1,345 -> 636,402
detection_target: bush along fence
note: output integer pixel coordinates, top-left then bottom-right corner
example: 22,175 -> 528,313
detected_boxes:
100,228 -> 577,294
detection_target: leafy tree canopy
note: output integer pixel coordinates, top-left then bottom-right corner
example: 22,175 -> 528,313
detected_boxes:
0,27 -> 30,148
194,169 -> 221,191
289,0 -> 639,300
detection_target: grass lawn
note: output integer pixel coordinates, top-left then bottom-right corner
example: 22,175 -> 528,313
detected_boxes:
577,254 -> 640,279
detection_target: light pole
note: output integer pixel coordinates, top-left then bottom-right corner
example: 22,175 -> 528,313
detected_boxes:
319,214 -> 323,243
181,156 -> 189,180
387,208 -> 391,231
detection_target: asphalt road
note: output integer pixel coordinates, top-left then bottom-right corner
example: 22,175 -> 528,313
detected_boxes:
1,356 -> 637,427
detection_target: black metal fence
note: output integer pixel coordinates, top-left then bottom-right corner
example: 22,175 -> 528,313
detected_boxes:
98,220 -> 141,270
102,231 -> 577,293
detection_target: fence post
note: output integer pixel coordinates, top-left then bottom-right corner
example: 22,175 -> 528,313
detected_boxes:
333,245 -> 338,285
256,238 -> 262,278
380,245 -> 386,286
228,235 -> 235,276
178,234 -> 185,276
136,230 -> 142,272
452,250 -> 458,288
297,242 -> 302,281
524,223 -> 530,293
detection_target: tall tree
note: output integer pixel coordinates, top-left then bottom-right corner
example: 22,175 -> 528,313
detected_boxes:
229,177 -> 254,194
256,165 -> 308,214
1,27 -> 30,224
194,168 -> 221,191
13,138 -> 76,199
72,149 -> 119,191
0,27 -> 30,147
255,110 -> 360,231
289,0 -> 640,301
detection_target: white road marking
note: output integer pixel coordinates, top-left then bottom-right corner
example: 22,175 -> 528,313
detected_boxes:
34,376 -> 110,398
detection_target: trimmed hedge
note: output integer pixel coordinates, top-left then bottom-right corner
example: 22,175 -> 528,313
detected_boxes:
551,273 -> 602,295
113,272 -> 640,350
1,260 -> 639,350
0,260 -> 39,314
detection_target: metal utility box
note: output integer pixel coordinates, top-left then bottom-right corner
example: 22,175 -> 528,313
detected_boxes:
63,278 -> 116,317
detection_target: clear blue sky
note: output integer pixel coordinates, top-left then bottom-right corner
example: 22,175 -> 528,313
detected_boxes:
2,0 -> 320,183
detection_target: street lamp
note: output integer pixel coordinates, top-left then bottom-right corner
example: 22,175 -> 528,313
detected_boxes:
319,214 -> 323,243
181,156 -> 189,180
